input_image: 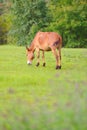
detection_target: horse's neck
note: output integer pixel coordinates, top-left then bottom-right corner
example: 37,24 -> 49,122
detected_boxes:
29,42 -> 35,52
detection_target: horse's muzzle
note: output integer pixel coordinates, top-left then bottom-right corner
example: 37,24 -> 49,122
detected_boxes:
27,61 -> 32,65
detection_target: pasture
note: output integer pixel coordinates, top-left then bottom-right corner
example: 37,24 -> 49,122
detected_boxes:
0,45 -> 87,130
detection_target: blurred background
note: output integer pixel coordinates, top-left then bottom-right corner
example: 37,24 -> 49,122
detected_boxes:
0,0 -> 87,47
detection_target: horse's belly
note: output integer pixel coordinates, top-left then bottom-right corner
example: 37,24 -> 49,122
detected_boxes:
40,46 -> 51,51
45,47 -> 51,51
37,41 -> 51,51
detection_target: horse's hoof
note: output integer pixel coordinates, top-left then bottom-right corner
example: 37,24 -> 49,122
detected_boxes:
56,66 -> 61,69
36,62 -> 40,67
43,63 -> 46,67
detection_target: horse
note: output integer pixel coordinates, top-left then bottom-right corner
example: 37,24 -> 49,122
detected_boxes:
26,31 -> 62,69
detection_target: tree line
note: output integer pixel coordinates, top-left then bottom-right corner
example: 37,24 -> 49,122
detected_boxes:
0,0 -> 87,47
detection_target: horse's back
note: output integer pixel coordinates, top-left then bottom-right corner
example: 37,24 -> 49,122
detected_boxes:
33,32 -> 62,50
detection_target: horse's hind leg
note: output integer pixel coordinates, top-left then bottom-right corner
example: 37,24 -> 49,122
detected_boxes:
42,51 -> 46,67
57,48 -> 61,69
51,48 -> 61,69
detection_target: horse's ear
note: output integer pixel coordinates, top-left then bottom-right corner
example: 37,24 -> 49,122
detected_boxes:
26,46 -> 30,51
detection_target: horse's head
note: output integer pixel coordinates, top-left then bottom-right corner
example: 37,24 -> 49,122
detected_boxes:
26,46 -> 35,65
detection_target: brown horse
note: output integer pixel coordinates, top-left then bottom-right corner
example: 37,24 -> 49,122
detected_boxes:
26,31 -> 62,69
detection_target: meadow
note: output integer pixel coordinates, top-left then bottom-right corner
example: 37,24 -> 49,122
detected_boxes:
0,45 -> 87,130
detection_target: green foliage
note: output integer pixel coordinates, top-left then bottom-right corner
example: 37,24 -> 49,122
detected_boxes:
0,2 -> 6,44
0,46 -> 87,129
0,14 -> 8,44
0,0 -> 12,44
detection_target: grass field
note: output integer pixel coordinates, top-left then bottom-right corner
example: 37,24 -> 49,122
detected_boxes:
0,45 -> 87,130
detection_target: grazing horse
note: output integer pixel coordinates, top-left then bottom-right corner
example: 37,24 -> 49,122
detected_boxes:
26,31 -> 62,69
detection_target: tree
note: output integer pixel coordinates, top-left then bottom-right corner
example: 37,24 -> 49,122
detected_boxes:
10,0 -> 51,45
0,0 -> 8,44
48,0 -> 87,47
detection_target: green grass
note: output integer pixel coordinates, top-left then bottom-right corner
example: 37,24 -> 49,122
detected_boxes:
0,45 -> 87,130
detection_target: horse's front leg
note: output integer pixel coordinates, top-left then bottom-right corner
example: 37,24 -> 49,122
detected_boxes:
36,49 -> 40,66
42,51 -> 46,67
